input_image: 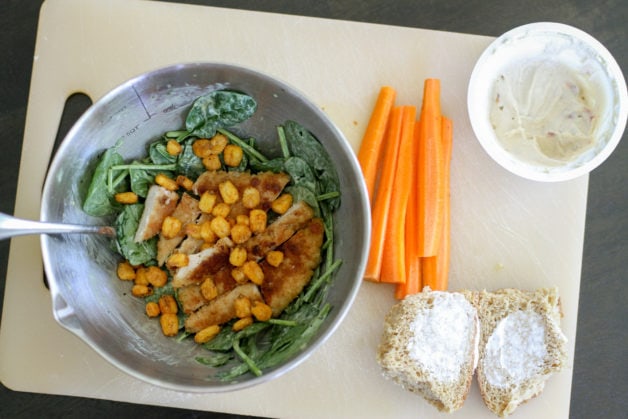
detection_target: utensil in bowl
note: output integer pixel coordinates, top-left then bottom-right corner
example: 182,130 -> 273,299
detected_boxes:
0,212 -> 114,240
40,62 -> 370,392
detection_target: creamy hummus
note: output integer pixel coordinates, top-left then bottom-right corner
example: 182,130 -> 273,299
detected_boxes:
490,59 -> 603,166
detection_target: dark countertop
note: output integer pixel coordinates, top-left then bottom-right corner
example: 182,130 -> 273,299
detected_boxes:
1,1 -> 626,418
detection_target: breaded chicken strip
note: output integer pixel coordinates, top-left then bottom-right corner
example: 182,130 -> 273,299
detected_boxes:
260,218 -> 325,316
185,283 -> 263,333
156,193 -> 201,265
171,237 -> 233,288
133,185 -> 179,242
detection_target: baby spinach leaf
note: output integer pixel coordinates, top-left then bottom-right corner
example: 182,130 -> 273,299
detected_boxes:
149,139 -> 176,165
83,146 -> 125,217
283,120 -> 341,210
115,204 -> 157,266
284,157 -> 318,195
185,90 -> 257,138
176,139 -> 205,179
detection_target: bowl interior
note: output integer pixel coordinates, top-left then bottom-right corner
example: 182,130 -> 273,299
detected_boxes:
468,22 -> 628,182
40,62 -> 369,391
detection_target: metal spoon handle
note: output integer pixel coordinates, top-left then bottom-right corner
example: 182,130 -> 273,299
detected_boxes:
0,212 -> 115,241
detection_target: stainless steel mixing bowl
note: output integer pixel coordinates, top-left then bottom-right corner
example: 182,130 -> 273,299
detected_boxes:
40,62 -> 370,392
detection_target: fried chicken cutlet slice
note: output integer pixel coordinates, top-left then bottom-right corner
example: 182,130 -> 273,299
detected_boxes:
260,218 -> 325,316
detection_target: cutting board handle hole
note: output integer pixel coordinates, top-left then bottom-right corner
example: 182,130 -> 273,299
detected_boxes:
42,92 -> 93,189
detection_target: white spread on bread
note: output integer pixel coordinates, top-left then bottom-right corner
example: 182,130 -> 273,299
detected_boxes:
482,310 -> 547,387
407,292 -> 477,383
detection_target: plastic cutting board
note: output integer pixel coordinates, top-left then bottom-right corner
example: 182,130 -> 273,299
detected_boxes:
0,0 -> 586,417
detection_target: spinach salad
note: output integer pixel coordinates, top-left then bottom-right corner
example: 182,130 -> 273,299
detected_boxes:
83,90 -> 342,380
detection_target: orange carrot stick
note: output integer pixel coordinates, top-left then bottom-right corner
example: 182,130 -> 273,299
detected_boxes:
363,107 -> 404,282
380,106 -> 416,284
395,122 -> 422,298
422,116 -> 453,291
357,86 -> 397,203
416,79 -> 444,257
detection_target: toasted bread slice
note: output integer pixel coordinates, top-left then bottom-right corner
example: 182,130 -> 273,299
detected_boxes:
377,289 -> 480,413
475,288 -> 567,417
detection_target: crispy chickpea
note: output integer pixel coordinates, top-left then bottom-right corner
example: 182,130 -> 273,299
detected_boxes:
236,214 -> 249,226
229,247 -> 247,267
158,295 -> 178,314
249,209 -> 267,233
223,144 -> 243,167
131,284 -> 152,297
232,316 -> 253,332
202,154 -> 222,171
155,173 -> 178,191
194,325 -> 221,344
251,301 -> 273,322
241,187 -> 260,209
166,252 -> 189,269
145,301 -> 160,318
176,175 -> 193,191
231,267 -> 247,284
200,277 -> 218,301
117,261 -> 136,281
266,250 -> 284,267
200,220 -> 217,243
230,224 -> 252,244
161,216 -> 182,239
211,202 -> 231,218
271,193 -> 293,214
234,296 -> 252,318
114,191 -> 138,205
159,313 -> 179,337
210,216 -> 231,238
218,180 -> 239,205
242,260 -> 264,285
199,191 -> 217,214
209,133 -> 228,154
192,138 -> 212,158
145,266 -> 168,288
166,139 -> 182,156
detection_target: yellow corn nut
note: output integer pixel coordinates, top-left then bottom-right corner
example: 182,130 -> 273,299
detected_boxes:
114,191 -> 139,205
200,277 -> 218,301
241,186 -> 260,209
161,215 -> 182,239
155,173 -> 178,191
134,267 -> 150,285
242,260 -> 264,285
158,295 -> 178,314
232,316 -> 253,332
145,266 -> 168,288
236,214 -> 249,226
117,261 -> 136,280
194,325 -> 221,344
249,209 -> 267,233
202,154 -> 222,171
159,313 -> 179,337
266,250 -> 284,267
229,247 -> 248,267
210,216 -> 231,238
145,301 -> 160,318
271,193 -> 293,214
234,296 -> 252,318
192,138 -> 212,158
131,284 -> 152,297
218,180 -> 239,204
185,223 -> 202,240
223,144 -> 243,167
166,139 -> 182,156
209,133 -> 228,154
230,224 -> 252,244
211,202 -> 231,218
176,175 -> 194,191
200,221 -> 217,243
251,301 -> 273,322
167,252 -> 189,269
231,267 -> 247,284
199,192 -> 217,214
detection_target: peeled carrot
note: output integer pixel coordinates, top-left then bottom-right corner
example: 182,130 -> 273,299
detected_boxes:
380,106 -> 416,284
363,107 -> 404,282
416,79 -> 444,257
357,86 -> 397,203
422,116 -> 453,291
395,122 -> 422,298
